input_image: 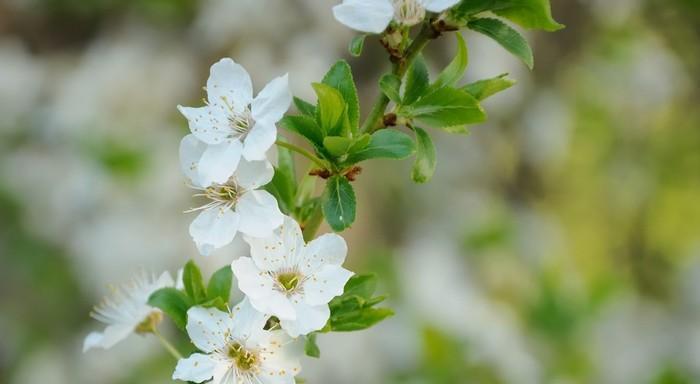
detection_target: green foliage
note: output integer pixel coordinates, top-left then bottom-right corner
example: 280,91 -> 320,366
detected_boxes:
451,0 -> 563,31
293,96 -> 316,116
265,139 -> 297,215
304,333 -> 321,358
322,61 -> 360,133
403,87 -> 486,129
148,288 -> 192,330
462,73 -> 516,100
280,115 -> 324,147
323,136 -> 354,157
322,175 -> 356,232
468,18 -> 534,69
312,82 -> 347,136
411,127 -> 437,183
403,55 -> 430,106
345,130 -> 415,164
206,266 -> 232,304
379,74 -> 402,104
327,274 -> 394,331
349,34 -> 366,57
182,260 -> 206,303
430,33 -> 468,91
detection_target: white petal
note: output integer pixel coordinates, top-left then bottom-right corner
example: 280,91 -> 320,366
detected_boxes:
300,233 -> 348,275
242,120 -> 277,161
207,58 -> 253,114
235,159 -> 274,190
178,105 -> 230,145
155,271 -> 175,288
185,306 -> 234,353
419,0 -> 460,12
189,207 -> 240,256
231,257 -> 296,320
198,139 -> 243,186
172,353 -> 217,383
179,134 -> 207,187
252,73 -> 292,123
304,265 -> 354,306
332,0 -> 394,34
279,300 -> 330,338
82,325 -> 132,352
229,297 -> 268,341
244,215 -> 304,272
236,190 -> 283,238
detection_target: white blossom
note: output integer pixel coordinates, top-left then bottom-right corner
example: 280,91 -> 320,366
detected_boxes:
180,134 -> 284,256
178,58 -> 291,184
332,0 -> 460,34
83,271 -> 174,352
172,299 -> 301,384
231,216 -> 353,337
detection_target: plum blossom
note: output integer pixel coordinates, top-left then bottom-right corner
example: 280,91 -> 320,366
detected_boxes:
231,216 -> 354,337
332,0 -> 461,34
180,134 -> 284,256
172,299 -> 300,384
83,271 -> 175,352
178,58 -> 291,185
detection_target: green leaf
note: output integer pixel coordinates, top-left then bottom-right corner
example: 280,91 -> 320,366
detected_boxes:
198,297 -> 228,311
323,136 -> 353,157
468,18 -> 534,69
431,33 -> 468,90
266,139 -> 297,214
330,307 -> 394,332
304,333 -> 321,358
462,73 -> 516,100
493,0 -> 564,32
347,133 -> 371,154
148,288 -> 192,330
322,61 -> 360,132
312,82 -> 346,136
411,127 -> 436,183
349,34 -> 366,57
345,130 -> 415,164
340,274 -> 378,300
206,266 -> 232,303
452,0 -> 563,32
293,96 -> 316,116
403,54 -> 430,105
183,260 -> 206,303
406,87 -> 486,128
322,175 -> 356,232
379,74 -> 402,104
280,115 -> 324,147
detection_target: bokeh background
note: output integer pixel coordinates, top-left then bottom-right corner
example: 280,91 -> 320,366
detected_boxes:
2,0 -> 700,383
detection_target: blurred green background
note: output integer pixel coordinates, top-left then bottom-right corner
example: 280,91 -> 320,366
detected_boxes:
1,0 -> 699,383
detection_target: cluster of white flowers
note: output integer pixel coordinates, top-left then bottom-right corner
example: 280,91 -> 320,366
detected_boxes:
85,58 -> 354,384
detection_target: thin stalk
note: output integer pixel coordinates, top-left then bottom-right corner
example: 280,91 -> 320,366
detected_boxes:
275,140 -> 328,169
153,328 -> 183,360
360,23 -> 435,134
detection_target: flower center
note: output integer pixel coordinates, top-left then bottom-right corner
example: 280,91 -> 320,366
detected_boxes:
277,272 -> 301,292
227,342 -> 258,371
134,311 -> 163,334
393,0 -> 425,26
204,183 -> 240,203
219,95 -> 255,139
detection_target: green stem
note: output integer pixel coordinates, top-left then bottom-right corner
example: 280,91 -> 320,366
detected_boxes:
301,202 -> 324,241
153,328 -> 183,360
275,140 -> 328,169
360,23 -> 435,134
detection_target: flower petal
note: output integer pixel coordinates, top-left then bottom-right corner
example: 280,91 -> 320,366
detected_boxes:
235,159 -> 274,190
231,257 -> 296,320
300,233 -> 348,275
236,190 -> 283,238
332,0 -> 394,34
179,134 -> 207,187
82,324 -> 132,352
172,353 -> 217,383
419,0 -> 460,12
244,215 -> 304,272
189,207 -> 240,256
279,299 -> 330,338
304,265 -> 354,306
251,73 -> 292,123
185,306 -> 234,353
177,105 -> 230,145
229,298 -> 268,341
207,58 -> 253,114
198,139 -> 243,186
242,120 -> 277,161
